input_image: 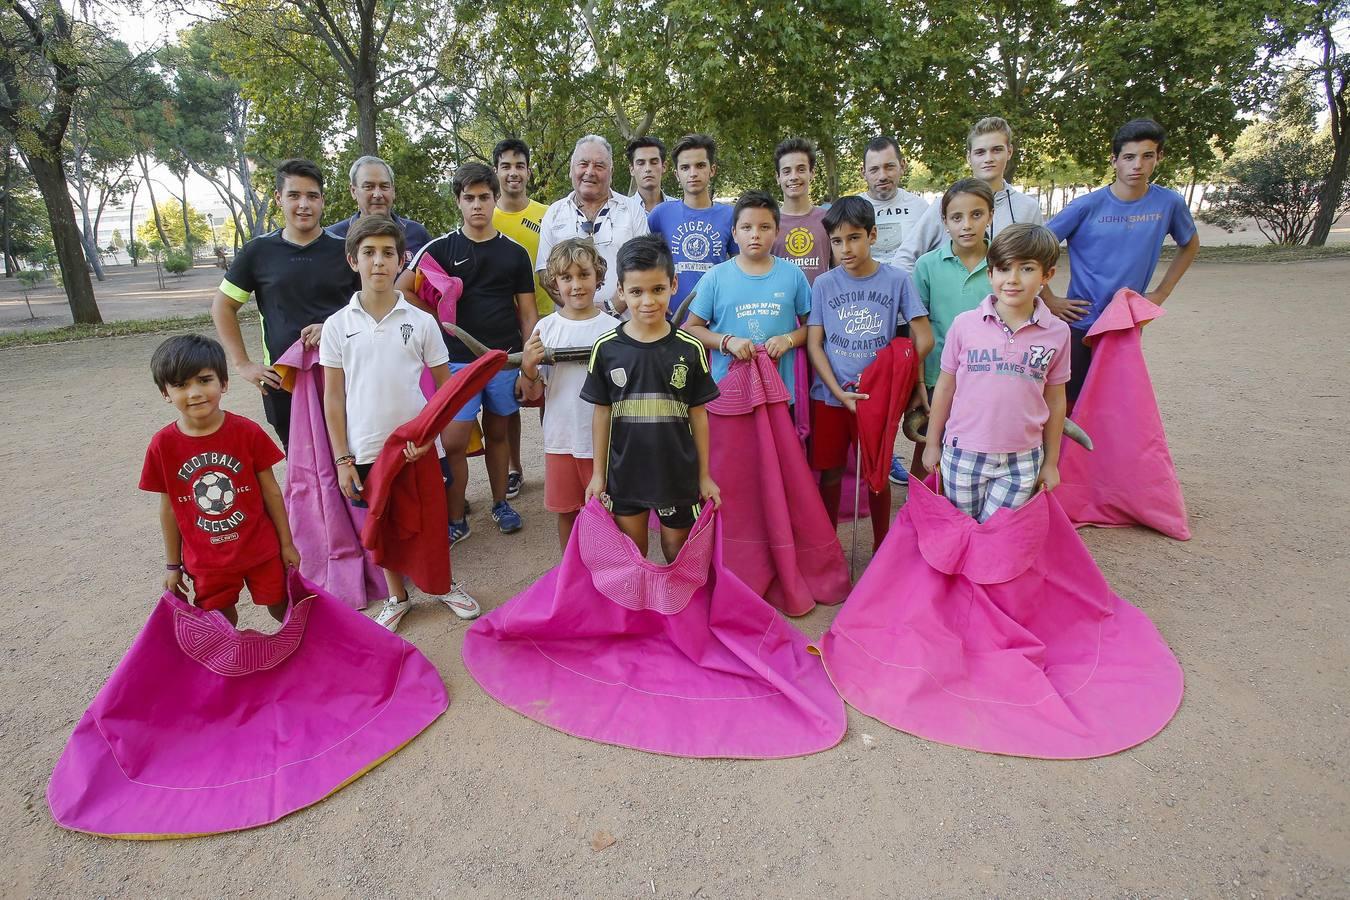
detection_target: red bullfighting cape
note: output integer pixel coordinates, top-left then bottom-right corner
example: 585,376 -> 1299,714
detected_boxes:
1058,289 -> 1191,540
274,340 -> 385,609
856,337 -> 919,495
461,501 -> 846,759
815,475 -> 1184,759
708,353 -> 848,615
360,351 -> 506,594
47,571 -> 448,838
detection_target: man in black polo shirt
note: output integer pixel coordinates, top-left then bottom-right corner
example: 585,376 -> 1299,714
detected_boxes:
211,158 -> 358,449
397,162 -> 537,542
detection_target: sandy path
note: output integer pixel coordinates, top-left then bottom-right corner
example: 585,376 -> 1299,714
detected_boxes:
1,258 -> 1347,898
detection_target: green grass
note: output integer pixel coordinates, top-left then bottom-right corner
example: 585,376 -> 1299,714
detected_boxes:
0,308 -> 257,350
1158,243 -> 1350,263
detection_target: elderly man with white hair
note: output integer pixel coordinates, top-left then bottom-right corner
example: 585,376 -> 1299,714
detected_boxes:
328,155 -> 432,264
536,135 -> 650,315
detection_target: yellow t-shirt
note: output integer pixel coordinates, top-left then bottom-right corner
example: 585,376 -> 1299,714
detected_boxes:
493,201 -> 551,316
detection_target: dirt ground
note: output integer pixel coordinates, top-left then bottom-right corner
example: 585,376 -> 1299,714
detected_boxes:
2,258 -> 1347,898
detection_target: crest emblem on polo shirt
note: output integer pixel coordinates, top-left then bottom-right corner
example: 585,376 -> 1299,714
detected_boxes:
400,323 -> 414,345
670,360 -> 689,390
610,367 -> 628,388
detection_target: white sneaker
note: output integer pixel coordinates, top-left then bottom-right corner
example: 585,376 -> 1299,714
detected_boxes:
373,596 -> 411,631
437,581 -> 481,620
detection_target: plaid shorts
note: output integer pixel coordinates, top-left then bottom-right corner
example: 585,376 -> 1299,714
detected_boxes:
940,444 -> 1043,523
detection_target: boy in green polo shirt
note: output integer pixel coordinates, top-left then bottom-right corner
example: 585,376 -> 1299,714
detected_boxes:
904,178 -> 996,481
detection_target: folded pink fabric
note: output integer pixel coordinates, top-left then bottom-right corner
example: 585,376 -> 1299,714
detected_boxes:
1058,288 -> 1191,540
48,572 -> 448,837
708,353 -> 848,615
274,340 -> 384,609
815,474 -> 1183,759
462,500 -> 846,758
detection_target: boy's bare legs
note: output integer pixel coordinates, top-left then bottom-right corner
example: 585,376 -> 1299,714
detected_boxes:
613,512 -> 649,556
508,411 -> 523,476
557,510 -> 580,552
481,411 -> 511,503
442,419 -> 476,520
658,525 -> 691,563
818,467 -> 844,528
382,568 -> 407,603
908,444 -> 928,482
216,605 -> 240,626
267,598 -> 289,623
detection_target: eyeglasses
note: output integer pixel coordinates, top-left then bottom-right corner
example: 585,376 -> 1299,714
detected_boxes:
575,205 -> 612,244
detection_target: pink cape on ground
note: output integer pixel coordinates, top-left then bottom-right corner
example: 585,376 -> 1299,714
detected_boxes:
47,572 -> 448,838
274,341 -> 384,609
814,475 -> 1183,759
1058,288 -> 1191,540
708,353 -> 848,615
461,501 -> 846,759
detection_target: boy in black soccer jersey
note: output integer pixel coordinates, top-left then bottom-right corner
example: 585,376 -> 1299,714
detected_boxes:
582,235 -> 721,562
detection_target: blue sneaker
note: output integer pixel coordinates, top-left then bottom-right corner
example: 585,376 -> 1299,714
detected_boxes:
449,518 -> 471,546
491,500 -> 523,534
889,456 -> 909,484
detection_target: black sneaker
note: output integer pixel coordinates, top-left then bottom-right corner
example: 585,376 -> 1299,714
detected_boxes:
506,470 -> 524,499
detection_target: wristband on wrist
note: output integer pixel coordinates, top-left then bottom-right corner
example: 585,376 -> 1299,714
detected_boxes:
334,454 -> 355,467
720,334 -> 732,354
166,563 -> 184,571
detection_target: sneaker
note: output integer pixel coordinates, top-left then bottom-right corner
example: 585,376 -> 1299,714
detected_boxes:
506,470 -> 524,500
889,456 -> 909,484
373,596 -> 411,632
491,499 -> 523,534
437,581 -> 482,620
449,518 -> 471,547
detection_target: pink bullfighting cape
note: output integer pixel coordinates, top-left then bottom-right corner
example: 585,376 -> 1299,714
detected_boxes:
461,501 -> 846,759
815,475 -> 1184,759
1058,288 -> 1190,539
274,340 -> 385,609
707,353 -> 848,615
48,571 -> 448,838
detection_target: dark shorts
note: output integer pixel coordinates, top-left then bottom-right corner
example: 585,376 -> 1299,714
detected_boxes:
261,387 -> 293,451
349,457 -> 452,508
1067,327 -> 1093,402
607,497 -> 701,530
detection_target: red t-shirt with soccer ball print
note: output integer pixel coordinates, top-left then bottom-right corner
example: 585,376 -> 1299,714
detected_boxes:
140,411 -> 285,575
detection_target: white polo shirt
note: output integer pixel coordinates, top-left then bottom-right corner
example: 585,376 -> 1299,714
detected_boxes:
537,190 -> 650,311
858,188 -> 929,257
318,292 -> 449,464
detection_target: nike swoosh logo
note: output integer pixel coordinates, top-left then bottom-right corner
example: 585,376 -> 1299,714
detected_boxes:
346,332 -> 360,338
454,258 -> 469,265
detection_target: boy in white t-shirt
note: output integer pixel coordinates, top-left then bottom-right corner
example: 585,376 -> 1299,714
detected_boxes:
320,215 -> 481,631
520,239 -> 620,550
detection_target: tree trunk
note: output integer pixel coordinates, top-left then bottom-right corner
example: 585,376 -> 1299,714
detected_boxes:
70,150 -> 106,280
1309,123 -> 1348,245
2,150 -> 13,277
27,151 -> 102,323
179,172 -> 192,253
138,153 -> 171,247
128,179 -> 139,267
355,76 -> 378,156
820,137 -> 840,202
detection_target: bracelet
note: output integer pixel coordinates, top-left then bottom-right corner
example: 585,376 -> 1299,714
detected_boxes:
334,454 -> 355,467
785,333 -> 794,348
166,563 -> 184,571
720,334 -> 732,354
523,370 -> 541,383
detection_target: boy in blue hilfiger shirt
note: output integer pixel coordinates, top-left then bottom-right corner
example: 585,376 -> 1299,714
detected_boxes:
1042,118 -> 1199,400
647,133 -> 737,316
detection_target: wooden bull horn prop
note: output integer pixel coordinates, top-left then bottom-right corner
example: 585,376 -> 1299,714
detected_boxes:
441,322 -> 594,368
901,408 -> 1095,451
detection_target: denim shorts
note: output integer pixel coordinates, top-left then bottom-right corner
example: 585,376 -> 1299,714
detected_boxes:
450,364 -> 520,422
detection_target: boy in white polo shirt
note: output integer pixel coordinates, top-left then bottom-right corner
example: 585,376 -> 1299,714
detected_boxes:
320,215 -> 481,631
921,224 -> 1070,523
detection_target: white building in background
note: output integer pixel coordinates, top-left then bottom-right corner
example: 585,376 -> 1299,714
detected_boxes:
93,199 -> 236,252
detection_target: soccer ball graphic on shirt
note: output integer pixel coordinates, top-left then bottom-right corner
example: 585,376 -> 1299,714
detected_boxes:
193,471 -> 237,515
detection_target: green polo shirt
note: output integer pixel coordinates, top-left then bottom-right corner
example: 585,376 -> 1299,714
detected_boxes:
912,239 -> 991,386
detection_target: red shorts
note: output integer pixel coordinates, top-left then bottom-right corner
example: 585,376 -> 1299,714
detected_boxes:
544,453 -> 594,513
192,555 -> 286,611
809,399 -> 860,471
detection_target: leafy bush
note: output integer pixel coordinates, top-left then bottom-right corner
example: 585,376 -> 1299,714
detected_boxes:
163,251 -> 193,276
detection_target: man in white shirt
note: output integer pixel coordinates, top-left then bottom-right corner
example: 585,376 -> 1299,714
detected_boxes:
537,135 -> 650,315
626,136 -> 677,216
857,136 -> 928,258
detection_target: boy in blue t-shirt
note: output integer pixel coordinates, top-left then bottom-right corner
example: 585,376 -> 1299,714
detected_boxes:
684,191 -> 810,397
1043,118 -> 1199,399
806,196 -> 933,551
647,133 -> 737,316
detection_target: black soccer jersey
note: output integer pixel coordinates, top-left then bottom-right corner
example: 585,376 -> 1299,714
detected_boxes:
410,230 -> 536,364
219,229 -> 359,365
581,324 -> 719,508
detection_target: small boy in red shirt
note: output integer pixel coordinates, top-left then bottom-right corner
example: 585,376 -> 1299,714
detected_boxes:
141,334 -> 300,624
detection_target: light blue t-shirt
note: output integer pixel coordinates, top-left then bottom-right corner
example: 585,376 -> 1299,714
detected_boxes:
648,201 -> 738,313
1048,184 -> 1196,330
688,257 -> 811,395
806,263 -> 928,406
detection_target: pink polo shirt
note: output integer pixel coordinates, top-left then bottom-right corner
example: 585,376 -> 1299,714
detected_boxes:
939,294 -> 1071,453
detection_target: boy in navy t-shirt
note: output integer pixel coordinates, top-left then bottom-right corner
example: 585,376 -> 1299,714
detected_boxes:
647,133 -> 737,316
1043,118 -> 1199,399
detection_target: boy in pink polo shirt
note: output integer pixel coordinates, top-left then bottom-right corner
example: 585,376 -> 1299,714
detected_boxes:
921,224 -> 1070,522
